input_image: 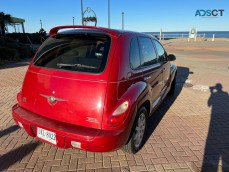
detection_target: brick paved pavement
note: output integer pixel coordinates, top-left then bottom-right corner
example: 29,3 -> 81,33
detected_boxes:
1,41 -> 229,172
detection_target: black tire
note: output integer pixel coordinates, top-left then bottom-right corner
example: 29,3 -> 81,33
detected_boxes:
168,75 -> 176,96
122,107 -> 148,154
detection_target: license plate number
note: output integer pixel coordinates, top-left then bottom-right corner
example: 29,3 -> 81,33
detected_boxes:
37,127 -> 56,145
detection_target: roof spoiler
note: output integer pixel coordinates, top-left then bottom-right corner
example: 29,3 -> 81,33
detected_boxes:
49,25 -> 119,37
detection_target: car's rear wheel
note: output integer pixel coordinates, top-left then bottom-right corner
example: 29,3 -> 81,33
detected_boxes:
122,107 -> 148,154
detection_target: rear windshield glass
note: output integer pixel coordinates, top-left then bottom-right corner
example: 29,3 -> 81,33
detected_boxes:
33,33 -> 111,73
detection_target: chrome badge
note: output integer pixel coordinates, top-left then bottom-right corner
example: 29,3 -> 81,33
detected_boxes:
40,94 -> 67,106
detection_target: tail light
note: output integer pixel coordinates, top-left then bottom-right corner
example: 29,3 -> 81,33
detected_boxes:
109,101 -> 129,127
17,91 -> 22,102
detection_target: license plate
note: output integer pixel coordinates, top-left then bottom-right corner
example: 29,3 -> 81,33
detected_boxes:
37,127 -> 56,145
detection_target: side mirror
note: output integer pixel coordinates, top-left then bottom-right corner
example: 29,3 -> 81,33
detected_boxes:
167,54 -> 176,61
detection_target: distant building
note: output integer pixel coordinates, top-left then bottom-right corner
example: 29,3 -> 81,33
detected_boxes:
1,16 -> 26,34
10,17 -> 25,33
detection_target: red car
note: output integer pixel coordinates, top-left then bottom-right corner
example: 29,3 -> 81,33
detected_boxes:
12,25 -> 177,153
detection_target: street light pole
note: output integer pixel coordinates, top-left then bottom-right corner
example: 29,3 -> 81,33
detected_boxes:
81,0 -> 84,25
108,0 -> 110,28
122,12 -> 124,30
73,17 -> 75,25
40,20 -> 42,29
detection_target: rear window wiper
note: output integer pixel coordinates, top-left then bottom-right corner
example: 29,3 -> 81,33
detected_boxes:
57,63 -> 97,69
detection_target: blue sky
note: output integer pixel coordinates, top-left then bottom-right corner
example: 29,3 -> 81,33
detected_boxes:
1,0 -> 228,33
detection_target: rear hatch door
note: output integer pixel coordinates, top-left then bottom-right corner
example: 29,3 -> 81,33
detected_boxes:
19,30 -> 113,129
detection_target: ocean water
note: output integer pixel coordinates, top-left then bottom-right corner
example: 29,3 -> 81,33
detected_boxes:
144,31 -> 229,38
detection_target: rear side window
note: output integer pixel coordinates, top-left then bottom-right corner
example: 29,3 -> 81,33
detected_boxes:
153,40 -> 166,62
130,38 -> 141,69
33,33 -> 111,73
138,37 -> 157,66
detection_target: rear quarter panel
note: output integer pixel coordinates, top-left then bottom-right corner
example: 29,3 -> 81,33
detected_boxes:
102,33 -> 149,132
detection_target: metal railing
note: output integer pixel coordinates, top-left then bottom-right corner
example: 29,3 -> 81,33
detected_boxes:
153,33 -> 206,40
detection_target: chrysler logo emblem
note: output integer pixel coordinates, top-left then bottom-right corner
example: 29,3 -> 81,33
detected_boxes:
40,94 -> 68,106
49,96 -> 56,102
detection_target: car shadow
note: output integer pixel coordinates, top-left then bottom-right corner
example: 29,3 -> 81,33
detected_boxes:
0,142 -> 40,171
142,66 -> 191,146
0,125 -> 19,137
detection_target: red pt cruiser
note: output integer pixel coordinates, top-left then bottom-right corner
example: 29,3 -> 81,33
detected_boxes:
12,26 -> 177,154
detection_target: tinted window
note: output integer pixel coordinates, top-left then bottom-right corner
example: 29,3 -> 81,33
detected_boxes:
34,33 -> 111,73
138,37 -> 157,66
153,40 -> 166,62
130,38 -> 141,69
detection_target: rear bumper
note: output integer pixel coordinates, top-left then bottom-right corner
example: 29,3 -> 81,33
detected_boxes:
12,104 -> 129,152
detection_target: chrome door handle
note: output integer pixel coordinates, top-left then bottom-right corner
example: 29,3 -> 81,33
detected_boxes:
144,76 -> 151,81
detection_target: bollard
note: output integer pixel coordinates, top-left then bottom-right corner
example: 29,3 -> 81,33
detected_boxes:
160,29 -> 162,41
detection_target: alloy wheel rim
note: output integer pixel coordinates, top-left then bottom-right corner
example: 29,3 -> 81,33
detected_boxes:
133,112 -> 146,148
